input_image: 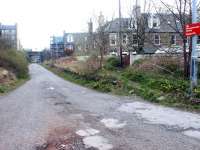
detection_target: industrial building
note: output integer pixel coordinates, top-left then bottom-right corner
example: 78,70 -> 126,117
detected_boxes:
0,23 -> 19,50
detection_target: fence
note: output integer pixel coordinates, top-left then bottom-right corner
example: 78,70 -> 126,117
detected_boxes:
130,53 -> 183,65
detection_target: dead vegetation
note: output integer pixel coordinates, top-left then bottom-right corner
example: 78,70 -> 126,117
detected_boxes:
0,67 -> 16,84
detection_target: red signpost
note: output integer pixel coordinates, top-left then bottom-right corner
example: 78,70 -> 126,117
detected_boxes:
185,22 -> 200,36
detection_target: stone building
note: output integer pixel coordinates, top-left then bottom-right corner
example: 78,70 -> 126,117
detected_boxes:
102,13 -> 187,54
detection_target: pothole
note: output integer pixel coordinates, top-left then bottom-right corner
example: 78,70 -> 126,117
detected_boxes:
35,127 -> 84,150
54,102 -> 72,106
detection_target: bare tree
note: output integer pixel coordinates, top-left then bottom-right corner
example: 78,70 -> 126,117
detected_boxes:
153,0 -> 192,78
127,0 -> 151,54
93,12 -> 109,68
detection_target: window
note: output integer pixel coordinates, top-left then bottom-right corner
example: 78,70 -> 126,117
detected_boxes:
152,15 -> 160,28
11,35 -> 15,40
109,33 -> 117,46
67,34 -> 73,42
154,34 -> 160,45
197,36 -> 200,44
171,35 -> 176,45
111,39 -> 116,45
12,30 -> 16,34
153,22 -> 157,28
133,34 -> 138,45
129,20 -> 136,29
123,34 -> 127,44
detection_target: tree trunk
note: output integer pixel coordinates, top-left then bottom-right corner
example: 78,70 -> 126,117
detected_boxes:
99,47 -> 104,69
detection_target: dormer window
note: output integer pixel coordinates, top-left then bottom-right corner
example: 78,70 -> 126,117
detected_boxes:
152,16 -> 160,28
67,34 -> 73,42
149,14 -> 160,29
110,33 -> 117,46
129,19 -> 137,29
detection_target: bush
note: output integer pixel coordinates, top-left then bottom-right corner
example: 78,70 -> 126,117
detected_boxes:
0,85 -> 6,93
85,55 -> 100,73
132,57 -> 183,77
104,57 -> 120,70
0,49 -> 29,78
122,70 -> 146,83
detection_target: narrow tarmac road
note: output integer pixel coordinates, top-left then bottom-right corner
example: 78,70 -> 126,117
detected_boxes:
0,64 -> 200,150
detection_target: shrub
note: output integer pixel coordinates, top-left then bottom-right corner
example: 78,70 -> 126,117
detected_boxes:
85,55 -> 100,73
122,70 -> 146,83
0,85 -> 6,93
132,57 -> 183,77
0,49 -> 29,78
104,57 -> 120,70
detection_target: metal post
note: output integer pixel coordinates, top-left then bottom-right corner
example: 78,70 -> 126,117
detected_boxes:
190,0 -> 198,93
119,0 -> 123,67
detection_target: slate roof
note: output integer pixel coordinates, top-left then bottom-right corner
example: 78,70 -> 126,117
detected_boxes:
104,18 -> 130,33
103,13 -> 183,33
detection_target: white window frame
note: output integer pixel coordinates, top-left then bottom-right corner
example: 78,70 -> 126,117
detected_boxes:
132,34 -> 138,46
149,14 -> 160,29
154,34 -> 160,45
67,34 -> 74,42
109,33 -> 117,46
171,35 -> 177,45
122,34 -> 128,45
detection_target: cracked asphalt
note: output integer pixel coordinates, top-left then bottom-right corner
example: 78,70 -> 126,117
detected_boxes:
0,64 -> 200,150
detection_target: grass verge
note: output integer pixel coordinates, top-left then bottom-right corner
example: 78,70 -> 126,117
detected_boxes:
0,77 -> 29,95
43,63 -> 200,111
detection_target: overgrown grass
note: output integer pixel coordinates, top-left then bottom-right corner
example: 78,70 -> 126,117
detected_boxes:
44,57 -> 200,111
0,49 -> 29,78
0,78 -> 29,95
0,49 -> 29,94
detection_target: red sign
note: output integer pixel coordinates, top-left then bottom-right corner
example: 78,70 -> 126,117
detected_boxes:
185,22 -> 200,36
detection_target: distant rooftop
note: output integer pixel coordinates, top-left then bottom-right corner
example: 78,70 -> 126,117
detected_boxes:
0,23 -> 17,30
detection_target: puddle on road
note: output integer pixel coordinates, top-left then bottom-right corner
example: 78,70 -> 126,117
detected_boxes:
118,102 -> 200,130
183,130 -> 200,140
54,102 -> 71,106
101,118 -> 126,129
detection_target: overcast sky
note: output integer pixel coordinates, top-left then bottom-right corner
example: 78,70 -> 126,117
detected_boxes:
0,0 -> 170,50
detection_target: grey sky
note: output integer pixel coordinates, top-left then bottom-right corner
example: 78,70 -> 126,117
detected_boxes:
0,0 -> 172,50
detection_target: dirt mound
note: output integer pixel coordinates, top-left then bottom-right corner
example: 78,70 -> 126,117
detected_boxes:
0,67 -> 16,83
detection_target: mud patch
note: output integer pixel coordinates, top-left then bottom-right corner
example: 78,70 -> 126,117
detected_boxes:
36,127 -> 84,150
